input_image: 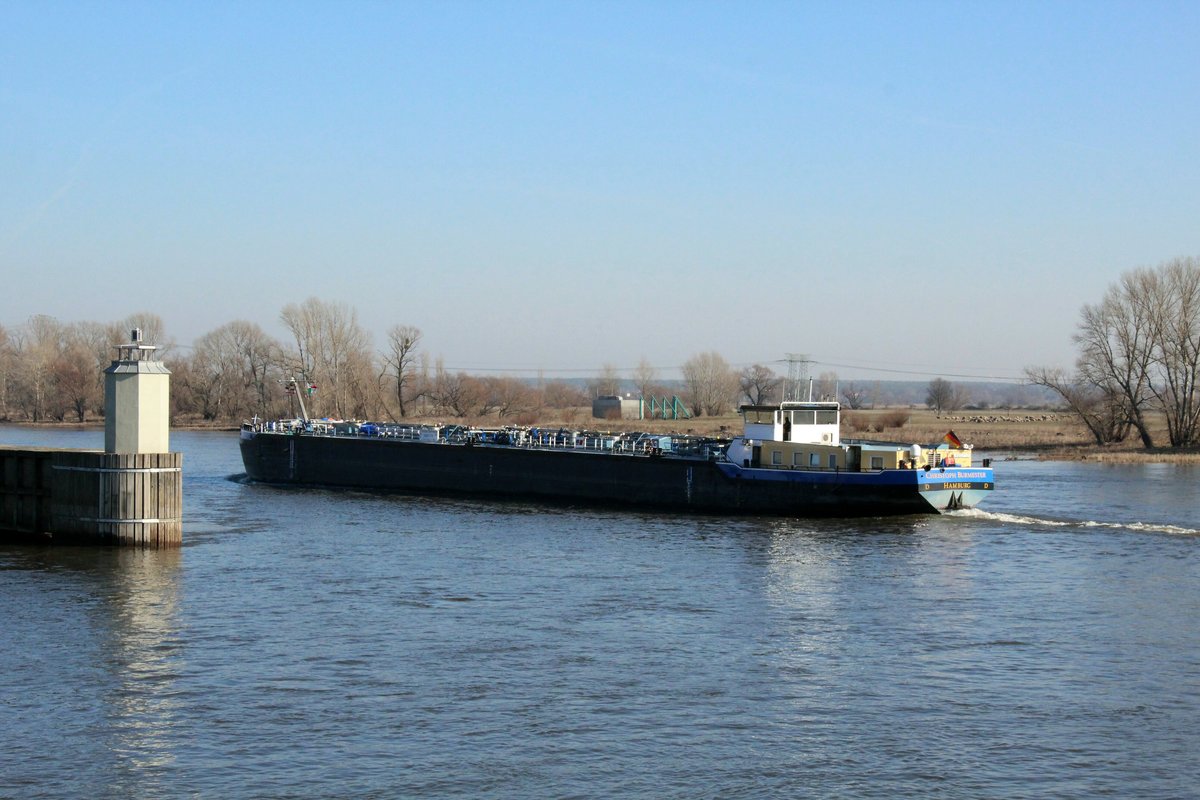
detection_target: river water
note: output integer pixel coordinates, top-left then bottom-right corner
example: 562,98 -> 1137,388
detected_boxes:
1,427 -> 1198,798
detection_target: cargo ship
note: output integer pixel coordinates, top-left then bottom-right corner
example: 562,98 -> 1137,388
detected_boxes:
239,392 -> 994,517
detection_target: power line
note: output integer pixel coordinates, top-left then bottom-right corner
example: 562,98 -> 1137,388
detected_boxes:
440,364 -> 665,376
809,360 -> 1026,383
439,359 -> 1026,382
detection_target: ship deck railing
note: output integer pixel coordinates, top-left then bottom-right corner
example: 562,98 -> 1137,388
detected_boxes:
248,420 -> 728,460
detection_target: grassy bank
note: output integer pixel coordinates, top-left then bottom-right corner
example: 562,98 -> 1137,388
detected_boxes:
8,408 -> 1199,463
860,408 -> 1200,463
516,407 -> 1200,463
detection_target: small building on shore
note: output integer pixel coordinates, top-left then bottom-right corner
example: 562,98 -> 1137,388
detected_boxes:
592,394 -> 642,420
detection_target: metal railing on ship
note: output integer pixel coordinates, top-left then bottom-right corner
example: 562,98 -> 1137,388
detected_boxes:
248,419 -> 729,460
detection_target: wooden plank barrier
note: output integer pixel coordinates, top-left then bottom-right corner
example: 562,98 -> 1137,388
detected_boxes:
0,447 -> 182,547
0,448 -> 52,540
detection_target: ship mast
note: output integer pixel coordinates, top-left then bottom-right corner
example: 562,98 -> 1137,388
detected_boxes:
285,377 -> 310,422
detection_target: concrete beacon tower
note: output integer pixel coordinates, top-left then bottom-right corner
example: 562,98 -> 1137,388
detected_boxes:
2,329 -> 182,547
105,329 -> 171,454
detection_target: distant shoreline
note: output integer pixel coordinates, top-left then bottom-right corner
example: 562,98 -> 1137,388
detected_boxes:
5,413 -> 1199,463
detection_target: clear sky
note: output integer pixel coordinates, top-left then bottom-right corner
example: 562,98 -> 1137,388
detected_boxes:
3,1 -> 1198,381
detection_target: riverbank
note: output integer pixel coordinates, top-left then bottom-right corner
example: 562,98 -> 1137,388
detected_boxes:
855,408 -> 1200,463
570,408 -> 1200,463
5,408 -> 1198,462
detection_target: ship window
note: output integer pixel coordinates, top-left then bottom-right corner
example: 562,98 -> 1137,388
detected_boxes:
808,452 -> 819,467
870,456 -> 884,469
793,452 -> 803,466
816,409 -> 838,424
791,410 -> 816,425
829,454 -> 838,469
771,450 -> 782,465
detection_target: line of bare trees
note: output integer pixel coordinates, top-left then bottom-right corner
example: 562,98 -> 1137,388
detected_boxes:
0,298 -> 600,425
0,313 -> 169,422
183,298 -> 601,423
1,296 -> 918,425
1027,255 -> 1200,448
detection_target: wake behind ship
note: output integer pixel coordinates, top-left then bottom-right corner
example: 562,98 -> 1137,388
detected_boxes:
240,397 -> 994,517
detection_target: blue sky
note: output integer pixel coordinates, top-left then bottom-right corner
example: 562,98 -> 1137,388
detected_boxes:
3,1 -> 1198,380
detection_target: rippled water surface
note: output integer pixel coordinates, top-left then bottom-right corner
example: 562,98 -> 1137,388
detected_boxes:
2,428 -> 1198,798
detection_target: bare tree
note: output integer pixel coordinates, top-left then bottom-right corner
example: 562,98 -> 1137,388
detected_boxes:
343,349 -> 378,419
279,299 -> 320,380
0,324 -> 12,420
841,382 -> 869,410
1074,269 -> 1159,448
1027,255 -> 1200,449
413,352 -> 433,416
430,370 -> 496,418
1148,257 -> 1200,447
11,315 -> 62,421
682,351 -> 737,416
815,371 -> 839,402
543,381 -> 587,409
1,315 -> 175,423
187,326 -> 238,420
228,320 -> 284,417
926,378 -> 967,416
167,355 -> 203,420
1026,367 -> 1130,445
632,358 -> 658,401
174,344 -> 228,421
487,376 -> 534,418
107,312 -> 173,356
182,321 -> 283,421
380,324 -> 422,418
280,297 -> 372,419
589,363 -> 622,398
53,333 -> 102,422
738,364 -> 781,405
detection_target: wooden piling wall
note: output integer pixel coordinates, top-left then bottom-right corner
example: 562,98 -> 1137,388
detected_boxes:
0,447 -> 182,547
0,448 -> 53,542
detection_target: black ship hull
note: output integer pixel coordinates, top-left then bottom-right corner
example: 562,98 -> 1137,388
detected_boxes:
238,430 -> 975,517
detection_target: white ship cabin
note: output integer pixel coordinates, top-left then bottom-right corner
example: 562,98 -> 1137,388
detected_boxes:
728,401 -> 849,470
741,401 -> 841,446
728,401 -> 977,472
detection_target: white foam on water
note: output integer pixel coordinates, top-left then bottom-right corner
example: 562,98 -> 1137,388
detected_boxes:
1081,519 -> 1200,536
947,507 -> 1199,536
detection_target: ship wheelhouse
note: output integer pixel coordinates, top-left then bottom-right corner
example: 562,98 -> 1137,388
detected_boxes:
740,401 -> 841,446
728,401 -> 850,470
727,399 -> 978,474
